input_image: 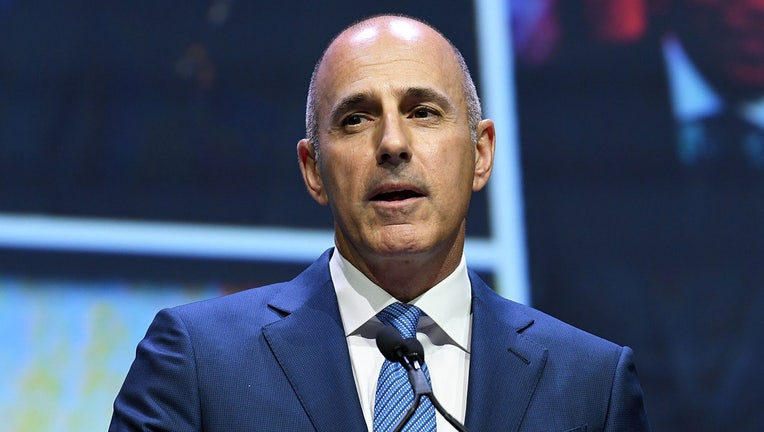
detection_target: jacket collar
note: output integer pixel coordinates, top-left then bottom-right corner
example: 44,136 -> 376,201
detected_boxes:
465,270 -> 548,431
262,250 -> 548,431
262,249 -> 367,431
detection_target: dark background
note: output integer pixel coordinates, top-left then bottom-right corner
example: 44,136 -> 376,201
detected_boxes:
0,0 -> 486,286
514,1 -> 764,430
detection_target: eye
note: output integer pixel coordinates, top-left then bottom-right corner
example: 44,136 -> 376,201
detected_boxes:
345,114 -> 362,125
342,114 -> 369,127
411,107 -> 438,119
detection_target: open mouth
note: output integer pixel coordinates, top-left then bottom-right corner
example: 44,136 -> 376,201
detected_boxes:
371,189 -> 425,202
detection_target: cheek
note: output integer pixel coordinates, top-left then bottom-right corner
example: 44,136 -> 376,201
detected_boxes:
319,158 -> 366,203
431,156 -> 475,205
441,147 -> 476,181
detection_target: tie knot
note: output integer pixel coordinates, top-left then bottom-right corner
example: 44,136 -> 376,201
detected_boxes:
376,302 -> 422,339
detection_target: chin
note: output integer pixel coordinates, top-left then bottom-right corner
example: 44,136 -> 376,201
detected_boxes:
370,238 -> 434,260
370,226 -> 432,254
373,242 -> 430,258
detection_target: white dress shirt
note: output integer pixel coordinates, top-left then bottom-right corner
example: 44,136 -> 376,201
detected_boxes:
329,249 -> 472,431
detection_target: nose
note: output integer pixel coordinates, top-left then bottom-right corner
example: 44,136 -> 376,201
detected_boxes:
376,114 -> 412,165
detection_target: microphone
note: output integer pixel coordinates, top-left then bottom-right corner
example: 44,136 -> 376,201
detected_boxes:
402,337 -> 425,365
375,328 -> 470,432
376,326 -> 409,364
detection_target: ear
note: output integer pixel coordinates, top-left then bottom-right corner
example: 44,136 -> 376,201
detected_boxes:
297,139 -> 329,205
472,119 -> 496,192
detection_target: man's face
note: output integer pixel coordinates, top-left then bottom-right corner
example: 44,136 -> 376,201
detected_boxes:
674,0 -> 764,100
300,19 -> 493,267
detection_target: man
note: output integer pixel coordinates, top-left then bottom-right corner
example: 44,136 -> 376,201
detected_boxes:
110,15 -> 649,431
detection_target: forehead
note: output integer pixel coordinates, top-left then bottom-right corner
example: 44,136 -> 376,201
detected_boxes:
315,20 -> 464,112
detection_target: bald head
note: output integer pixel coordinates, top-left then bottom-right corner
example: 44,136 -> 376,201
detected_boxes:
304,15 -> 481,158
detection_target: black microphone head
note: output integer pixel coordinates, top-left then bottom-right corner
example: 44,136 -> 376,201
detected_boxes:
376,326 -> 407,362
403,337 -> 425,364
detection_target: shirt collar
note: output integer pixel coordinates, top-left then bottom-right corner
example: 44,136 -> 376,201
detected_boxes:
330,248 -> 472,352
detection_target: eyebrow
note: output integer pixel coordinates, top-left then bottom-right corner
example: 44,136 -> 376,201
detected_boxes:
397,87 -> 455,113
329,91 -> 375,125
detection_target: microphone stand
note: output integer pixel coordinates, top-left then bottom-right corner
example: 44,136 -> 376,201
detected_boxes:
392,352 -> 470,432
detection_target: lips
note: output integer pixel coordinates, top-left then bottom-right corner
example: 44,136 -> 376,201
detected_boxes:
372,189 -> 424,201
368,184 -> 426,202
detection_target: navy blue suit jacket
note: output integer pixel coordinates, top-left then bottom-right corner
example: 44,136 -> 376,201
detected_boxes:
110,249 -> 649,431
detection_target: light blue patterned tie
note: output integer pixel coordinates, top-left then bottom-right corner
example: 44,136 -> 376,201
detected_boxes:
373,303 -> 436,431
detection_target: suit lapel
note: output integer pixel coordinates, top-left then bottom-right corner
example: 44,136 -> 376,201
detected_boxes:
465,273 -> 548,431
262,251 -> 366,432
259,254 -> 548,431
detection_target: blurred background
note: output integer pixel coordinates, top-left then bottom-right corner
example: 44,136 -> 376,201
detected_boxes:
1,0 -> 762,430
